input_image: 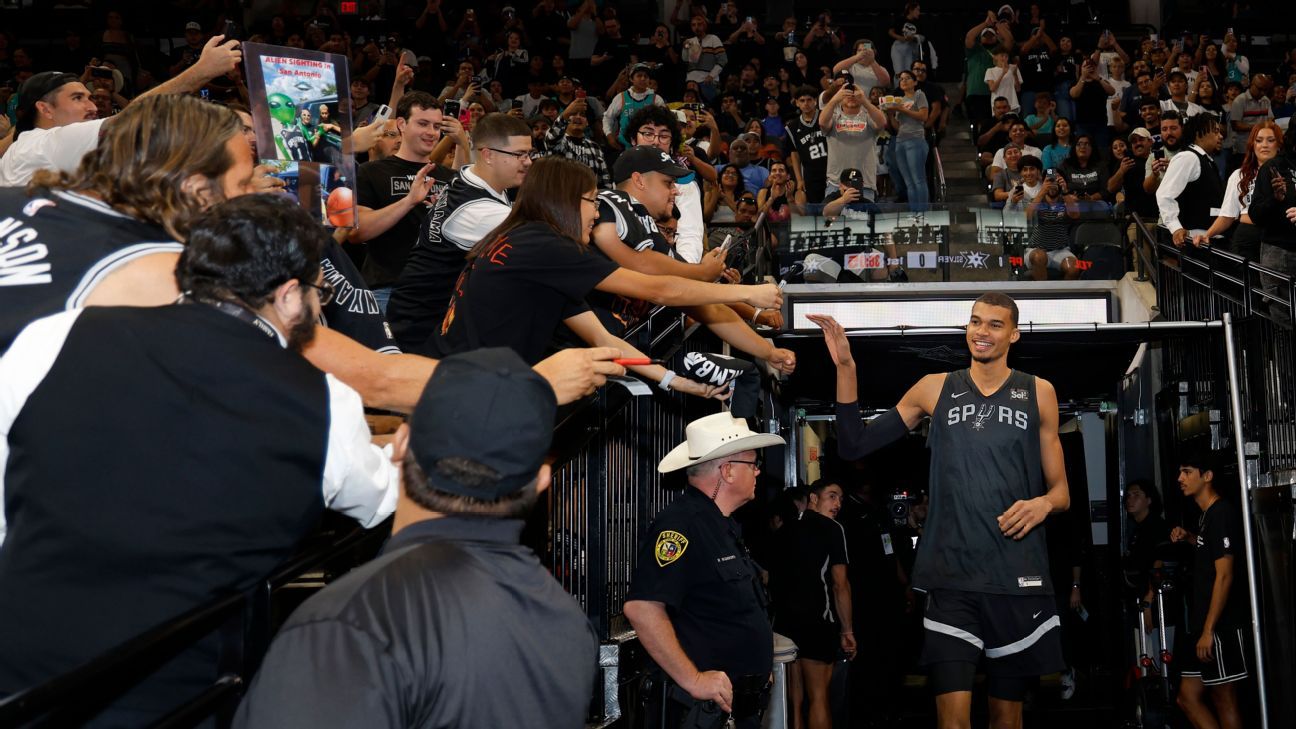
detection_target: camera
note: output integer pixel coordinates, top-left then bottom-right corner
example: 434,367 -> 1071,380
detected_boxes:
890,490 -> 919,526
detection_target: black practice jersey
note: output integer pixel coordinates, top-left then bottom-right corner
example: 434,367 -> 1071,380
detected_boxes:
386,169 -> 510,352
783,116 -> 829,202
918,369 -> 1051,596
318,238 -> 400,354
587,190 -> 667,336
0,188 -> 181,353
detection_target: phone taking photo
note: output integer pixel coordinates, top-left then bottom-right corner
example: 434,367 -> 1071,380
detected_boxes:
443,99 -> 461,119
372,104 -> 392,124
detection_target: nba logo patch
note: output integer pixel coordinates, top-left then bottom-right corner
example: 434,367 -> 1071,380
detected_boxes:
1011,388 -> 1029,400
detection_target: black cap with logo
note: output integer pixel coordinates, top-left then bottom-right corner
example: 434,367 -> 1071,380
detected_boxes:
613,145 -> 689,183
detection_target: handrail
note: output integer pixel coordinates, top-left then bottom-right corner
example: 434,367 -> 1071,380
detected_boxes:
932,145 -> 948,203
1129,212 -> 1160,286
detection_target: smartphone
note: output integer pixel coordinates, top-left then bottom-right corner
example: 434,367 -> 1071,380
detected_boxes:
746,16 -> 754,25
223,20 -> 239,42
862,41 -> 873,51
1045,167 -> 1056,179
372,104 -> 392,124
443,99 -> 461,118
1150,32 -> 1159,43
91,67 -> 114,80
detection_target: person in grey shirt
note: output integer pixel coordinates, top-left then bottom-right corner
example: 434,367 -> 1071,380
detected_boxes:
820,82 -> 887,200
890,69 -> 931,207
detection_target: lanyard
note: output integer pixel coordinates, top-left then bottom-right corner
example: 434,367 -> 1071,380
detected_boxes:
180,294 -> 280,341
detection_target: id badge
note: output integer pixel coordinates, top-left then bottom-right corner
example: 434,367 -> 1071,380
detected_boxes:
881,533 -> 894,556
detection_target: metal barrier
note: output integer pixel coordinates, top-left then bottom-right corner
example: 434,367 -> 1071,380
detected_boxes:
1153,239 -> 1296,472
0,518 -> 388,728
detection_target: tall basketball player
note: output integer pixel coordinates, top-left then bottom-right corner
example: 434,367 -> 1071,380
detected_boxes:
809,291 -> 1070,729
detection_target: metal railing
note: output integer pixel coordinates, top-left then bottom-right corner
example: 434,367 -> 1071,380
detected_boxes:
1153,236 -> 1296,471
0,518 -> 388,728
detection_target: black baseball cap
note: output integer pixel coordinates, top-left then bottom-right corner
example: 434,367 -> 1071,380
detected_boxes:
408,348 -> 556,500
613,145 -> 689,183
839,168 -> 864,188
15,71 -> 81,135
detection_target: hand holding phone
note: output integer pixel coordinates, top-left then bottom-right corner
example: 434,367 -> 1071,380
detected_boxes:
371,104 -> 392,124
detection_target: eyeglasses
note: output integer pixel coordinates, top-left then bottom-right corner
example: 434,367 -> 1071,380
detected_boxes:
637,129 -> 673,142
302,280 -> 335,306
487,147 -> 532,159
580,195 -> 599,205
726,457 -> 762,471
380,131 -> 400,138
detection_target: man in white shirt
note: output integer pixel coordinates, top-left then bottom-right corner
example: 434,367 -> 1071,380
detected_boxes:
1157,114 -> 1225,246
0,35 -> 243,187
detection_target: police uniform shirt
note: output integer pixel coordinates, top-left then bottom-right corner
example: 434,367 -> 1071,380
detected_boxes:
435,222 -> 619,364
353,156 -> 457,288
233,516 -> 599,729
626,488 -> 773,679
0,188 -> 183,353
782,115 -> 829,202
917,369 -> 1052,596
319,238 -> 400,354
387,165 -> 511,352
1188,498 -> 1248,633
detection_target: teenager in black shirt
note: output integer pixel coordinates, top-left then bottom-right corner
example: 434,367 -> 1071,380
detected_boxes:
1170,453 -> 1249,729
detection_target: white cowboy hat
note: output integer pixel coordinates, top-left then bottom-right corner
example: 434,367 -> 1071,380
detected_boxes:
658,412 -> 785,473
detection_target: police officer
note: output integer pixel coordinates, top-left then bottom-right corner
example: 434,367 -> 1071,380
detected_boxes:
624,412 -> 786,729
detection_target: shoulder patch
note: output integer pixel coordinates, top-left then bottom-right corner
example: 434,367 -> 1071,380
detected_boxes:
655,530 -> 689,567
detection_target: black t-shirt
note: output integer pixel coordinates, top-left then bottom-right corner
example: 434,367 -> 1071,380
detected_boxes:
1061,161 -> 1106,198
319,238 -> 400,354
626,488 -> 773,680
783,116 -> 829,202
436,222 -> 618,364
1073,80 -> 1110,126
1021,45 -> 1054,92
1122,154 -> 1158,217
770,510 -> 849,625
1054,50 -> 1084,86
892,15 -> 921,44
1189,498 -> 1249,633
354,157 -> 457,288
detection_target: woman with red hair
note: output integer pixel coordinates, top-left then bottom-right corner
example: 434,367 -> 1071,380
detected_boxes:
1195,120 -> 1284,260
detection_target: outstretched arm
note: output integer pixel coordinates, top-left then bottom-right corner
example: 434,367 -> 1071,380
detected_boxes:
809,314 -> 938,459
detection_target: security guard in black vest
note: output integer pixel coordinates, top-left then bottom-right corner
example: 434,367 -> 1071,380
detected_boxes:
624,412 -> 786,729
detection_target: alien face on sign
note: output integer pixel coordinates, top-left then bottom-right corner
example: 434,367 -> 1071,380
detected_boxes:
268,93 -> 298,125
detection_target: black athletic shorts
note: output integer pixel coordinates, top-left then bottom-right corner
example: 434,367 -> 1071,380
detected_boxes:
920,589 -> 1066,679
1178,626 -> 1249,686
776,612 -> 840,663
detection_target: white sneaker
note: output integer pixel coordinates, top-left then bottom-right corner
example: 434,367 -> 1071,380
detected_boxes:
1060,667 -> 1076,700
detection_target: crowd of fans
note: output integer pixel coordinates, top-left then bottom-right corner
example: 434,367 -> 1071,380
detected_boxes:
0,1 -> 1293,727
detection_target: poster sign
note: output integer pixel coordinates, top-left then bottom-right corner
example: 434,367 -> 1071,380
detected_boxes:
243,42 -> 356,228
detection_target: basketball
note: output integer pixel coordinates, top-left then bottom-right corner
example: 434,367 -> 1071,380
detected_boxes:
325,186 -> 355,228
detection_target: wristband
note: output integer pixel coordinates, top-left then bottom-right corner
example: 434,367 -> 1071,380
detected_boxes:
751,307 -> 764,324
659,370 -> 677,391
